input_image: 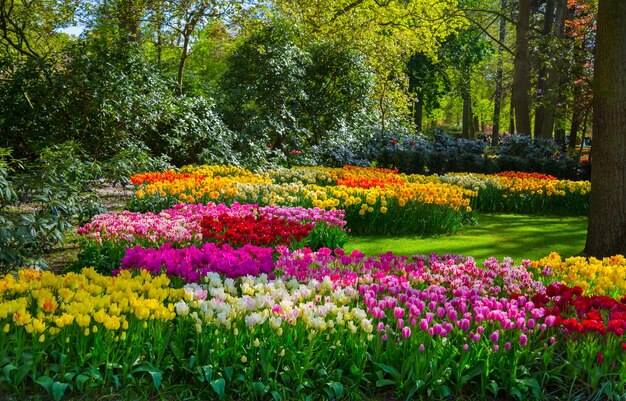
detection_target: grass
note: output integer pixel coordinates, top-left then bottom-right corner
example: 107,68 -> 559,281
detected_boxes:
344,213 -> 588,262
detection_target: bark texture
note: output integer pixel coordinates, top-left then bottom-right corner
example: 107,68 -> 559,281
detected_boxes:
585,0 -> 626,257
512,0 -> 531,135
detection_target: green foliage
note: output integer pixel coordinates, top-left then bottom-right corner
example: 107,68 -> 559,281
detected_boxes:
0,38 -> 235,167
0,143 -> 105,273
497,135 -> 579,179
219,18 -> 374,160
100,142 -> 173,188
145,96 -> 236,167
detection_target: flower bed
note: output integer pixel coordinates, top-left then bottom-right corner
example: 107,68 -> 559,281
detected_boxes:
128,165 -> 475,235
75,202 -> 348,273
1,251 -> 624,400
440,172 -> 590,215
532,252 -> 626,297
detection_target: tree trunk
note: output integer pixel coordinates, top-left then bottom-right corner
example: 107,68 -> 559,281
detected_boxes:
585,0 -> 626,257
492,0 -> 507,146
177,31 -> 191,97
508,90 -> 515,135
569,37 -> 588,150
539,0 -> 567,139
117,0 -> 142,43
512,0 -> 531,135
414,98 -> 423,132
462,89 -> 471,138
534,0 -> 555,137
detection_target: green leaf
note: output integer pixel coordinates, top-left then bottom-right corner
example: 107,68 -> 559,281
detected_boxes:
75,374 -> 89,392
35,375 -> 54,393
2,364 -> 17,381
252,381 -> 267,397
224,367 -> 233,381
438,385 -> 452,398
376,379 -> 396,387
210,378 -> 225,399
133,364 -> 163,389
510,387 -> 523,400
461,365 -> 483,384
327,381 -> 343,397
52,381 -> 69,401
375,363 -> 401,379
488,380 -> 499,396
406,379 -> 425,399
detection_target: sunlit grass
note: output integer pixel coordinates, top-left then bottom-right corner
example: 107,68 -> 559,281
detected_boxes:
345,213 -> 588,262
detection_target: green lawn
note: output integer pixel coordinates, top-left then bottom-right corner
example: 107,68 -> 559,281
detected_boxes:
345,213 -> 588,262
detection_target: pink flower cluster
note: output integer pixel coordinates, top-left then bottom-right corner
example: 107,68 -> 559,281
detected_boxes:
116,243 -> 275,282
276,249 -> 553,346
77,202 -> 347,247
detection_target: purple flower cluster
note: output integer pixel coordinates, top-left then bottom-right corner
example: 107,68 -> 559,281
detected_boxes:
116,243 -> 275,282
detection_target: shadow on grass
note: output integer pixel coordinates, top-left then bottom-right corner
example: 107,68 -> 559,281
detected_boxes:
346,213 -> 588,261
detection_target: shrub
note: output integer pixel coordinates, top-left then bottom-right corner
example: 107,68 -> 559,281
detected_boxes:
0,143 -> 105,273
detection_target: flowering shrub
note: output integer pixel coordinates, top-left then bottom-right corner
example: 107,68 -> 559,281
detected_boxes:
532,252 -> 626,297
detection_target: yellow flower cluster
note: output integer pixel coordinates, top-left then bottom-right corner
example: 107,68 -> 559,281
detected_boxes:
132,165 -> 476,214
442,173 -> 590,196
0,268 -> 183,340
532,252 -> 626,297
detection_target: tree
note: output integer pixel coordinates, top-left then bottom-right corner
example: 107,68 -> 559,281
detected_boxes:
491,0 -> 508,145
439,27 -> 492,138
566,0 -> 596,150
406,53 -> 450,132
274,0 -> 466,128
584,0 -> 626,257
0,0 -> 79,61
219,19 -> 373,157
164,0 -> 240,96
512,0 -> 531,135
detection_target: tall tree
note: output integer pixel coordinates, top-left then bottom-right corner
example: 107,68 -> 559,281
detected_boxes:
0,0 -> 79,61
491,0 -> 508,145
512,0 -> 531,134
533,0 -> 555,137
274,0 -> 466,128
584,0 -> 626,257
538,0 -> 568,139
566,0 -> 596,150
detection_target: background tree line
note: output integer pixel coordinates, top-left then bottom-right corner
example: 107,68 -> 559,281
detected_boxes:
0,0 -> 597,162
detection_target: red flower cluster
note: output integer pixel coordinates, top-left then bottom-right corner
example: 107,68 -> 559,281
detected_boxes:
130,171 -> 205,185
496,171 -> 557,181
336,176 -> 405,189
343,165 -> 399,175
533,282 -> 626,337
200,214 -> 314,247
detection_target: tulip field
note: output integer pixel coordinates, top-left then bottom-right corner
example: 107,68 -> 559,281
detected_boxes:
1,165 -> 624,401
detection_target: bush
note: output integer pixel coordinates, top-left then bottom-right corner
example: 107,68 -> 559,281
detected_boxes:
0,143 -> 105,273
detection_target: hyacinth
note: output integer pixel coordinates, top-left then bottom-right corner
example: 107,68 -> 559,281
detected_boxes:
117,243 -> 275,282
77,202 -> 346,247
